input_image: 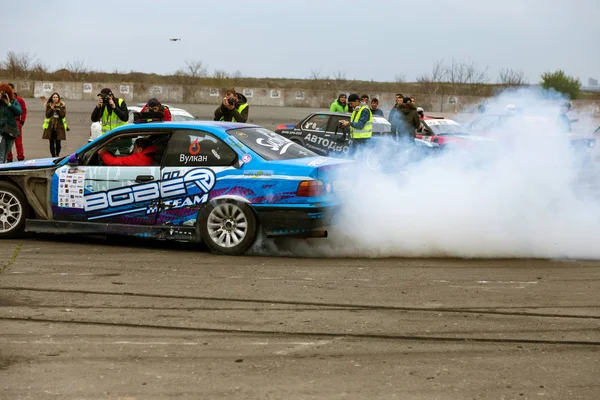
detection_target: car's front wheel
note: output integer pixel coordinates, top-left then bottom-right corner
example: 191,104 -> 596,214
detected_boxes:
199,200 -> 257,255
0,181 -> 29,239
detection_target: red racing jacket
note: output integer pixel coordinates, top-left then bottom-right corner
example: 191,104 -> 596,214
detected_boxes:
99,145 -> 158,166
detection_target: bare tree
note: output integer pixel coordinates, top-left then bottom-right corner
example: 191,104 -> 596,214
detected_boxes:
394,73 -> 406,83
498,68 -> 527,86
416,59 -> 446,96
31,60 -> 50,80
184,60 -> 208,78
332,70 -> 347,83
2,51 -> 37,79
63,58 -> 89,81
444,59 -> 489,95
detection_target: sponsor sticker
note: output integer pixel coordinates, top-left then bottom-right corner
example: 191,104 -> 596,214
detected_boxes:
242,154 -> 252,163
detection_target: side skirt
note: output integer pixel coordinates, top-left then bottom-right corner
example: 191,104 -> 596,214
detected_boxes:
26,219 -> 199,242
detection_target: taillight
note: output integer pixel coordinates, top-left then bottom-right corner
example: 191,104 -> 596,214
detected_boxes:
275,124 -> 287,130
296,180 -> 325,197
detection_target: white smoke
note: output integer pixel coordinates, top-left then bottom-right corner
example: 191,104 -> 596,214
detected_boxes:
266,88 -> 600,259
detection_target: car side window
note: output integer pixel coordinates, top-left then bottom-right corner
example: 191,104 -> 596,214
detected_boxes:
83,132 -> 170,166
302,114 -> 330,131
326,116 -> 347,133
163,130 -> 237,167
471,116 -> 500,130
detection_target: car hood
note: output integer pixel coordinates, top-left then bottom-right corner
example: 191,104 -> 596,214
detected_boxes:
0,157 -> 60,171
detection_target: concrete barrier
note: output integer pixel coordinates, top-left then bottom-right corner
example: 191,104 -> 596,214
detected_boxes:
2,79 -> 597,116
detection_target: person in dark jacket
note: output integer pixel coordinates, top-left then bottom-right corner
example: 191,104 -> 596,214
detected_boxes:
91,88 -> 129,135
392,97 -> 420,145
0,83 -> 23,163
370,98 -> 384,117
388,93 -> 404,127
214,90 -> 249,122
6,83 -> 27,162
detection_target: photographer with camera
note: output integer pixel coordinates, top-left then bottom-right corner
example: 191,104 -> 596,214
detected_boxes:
91,88 -> 129,135
0,83 -> 23,163
214,89 -> 249,123
338,93 -> 373,159
42,93 -> 68,157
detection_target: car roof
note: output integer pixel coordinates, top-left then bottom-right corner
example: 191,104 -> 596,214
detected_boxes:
113,120 -> 258,132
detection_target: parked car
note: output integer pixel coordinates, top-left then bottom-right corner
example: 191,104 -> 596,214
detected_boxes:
0,121 -> 352,255
89,104 -> 197,142
416,117 -> 494,150
275,111 -> 438,169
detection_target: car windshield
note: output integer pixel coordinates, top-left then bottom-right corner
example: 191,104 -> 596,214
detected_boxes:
427,121 -> 467,135
229,127 -> 318,161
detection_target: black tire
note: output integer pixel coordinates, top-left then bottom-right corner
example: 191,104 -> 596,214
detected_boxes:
0,181 -> 29,239
199,200 -> 258,255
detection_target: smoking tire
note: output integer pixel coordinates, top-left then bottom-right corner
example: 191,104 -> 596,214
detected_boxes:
199,200 -> 258,255
0,181 -> 29,239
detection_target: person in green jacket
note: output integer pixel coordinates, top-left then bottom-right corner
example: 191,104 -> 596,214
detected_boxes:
329,94 -> 349,113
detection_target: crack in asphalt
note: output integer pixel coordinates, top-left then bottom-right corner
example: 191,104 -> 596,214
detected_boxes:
0,242 -> 22,275
1,316 -> 599,347
1,286 -> 599,320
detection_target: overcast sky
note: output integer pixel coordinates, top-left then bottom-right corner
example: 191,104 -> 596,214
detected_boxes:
8,0 -> 599,84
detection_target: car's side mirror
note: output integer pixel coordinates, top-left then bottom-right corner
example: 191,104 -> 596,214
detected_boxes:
67,153 -> 79,166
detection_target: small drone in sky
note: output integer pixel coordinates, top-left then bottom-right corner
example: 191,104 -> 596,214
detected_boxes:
169,38 -> 182,42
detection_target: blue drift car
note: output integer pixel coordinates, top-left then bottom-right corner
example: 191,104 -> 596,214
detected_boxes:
0,121 -> 352,255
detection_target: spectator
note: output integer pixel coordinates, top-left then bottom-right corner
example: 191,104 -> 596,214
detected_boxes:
91,88 -> 129,135
361,94 -> 369,104
329,93 -> 349,113
556,102 -> 577,133
0,83 -> 23,163
6,83 -> 26,162
42,93 -> 68,157
370,98 -> 384,117
98,138 -> 157,166
388,93 -> 404,121
398,97 -> 421,144
339,93 -> 372,158
410,96 -> 416,105
214,89 -> 249,122
139,98 -> 172,121
388,93 -> 404,135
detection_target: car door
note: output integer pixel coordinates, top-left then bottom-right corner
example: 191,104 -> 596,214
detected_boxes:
298,114 -> 331,156
79,131 -> 168,225
155,130 -> 238,226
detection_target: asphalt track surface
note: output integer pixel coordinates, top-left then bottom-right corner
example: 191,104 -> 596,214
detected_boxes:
0,100 -> 599,399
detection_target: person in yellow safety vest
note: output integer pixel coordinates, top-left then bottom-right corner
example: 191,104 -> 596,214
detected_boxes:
42,92 -> 69,157
214,89 -> 249,123
339,93 -> 372,158
91,88 -> 129,134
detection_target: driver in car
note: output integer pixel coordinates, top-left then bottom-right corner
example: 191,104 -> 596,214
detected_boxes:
98,138 -> 157,166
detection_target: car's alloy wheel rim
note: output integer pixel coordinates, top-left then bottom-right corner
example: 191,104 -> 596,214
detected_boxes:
207,203 -> 248,248
365,150 -> 382,171
0,191 -> 22,233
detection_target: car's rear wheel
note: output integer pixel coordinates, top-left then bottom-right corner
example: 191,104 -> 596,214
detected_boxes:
0,181 -> 28,239
199,200 -> 257,255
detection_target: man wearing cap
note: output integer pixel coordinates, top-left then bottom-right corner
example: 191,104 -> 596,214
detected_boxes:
339,93 -> 372,157
91,88 -> 129,135
6,83 -> 27,162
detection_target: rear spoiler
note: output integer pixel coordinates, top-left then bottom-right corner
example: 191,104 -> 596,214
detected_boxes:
427,116 -> 445,119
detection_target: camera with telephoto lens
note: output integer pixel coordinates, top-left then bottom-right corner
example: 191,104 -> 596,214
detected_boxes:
1,92 -> 7,100
227,97 -> 235,105
102,96 -> 110,106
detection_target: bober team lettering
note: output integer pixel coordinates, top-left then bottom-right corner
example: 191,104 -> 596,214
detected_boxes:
84,168 -> 216,215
